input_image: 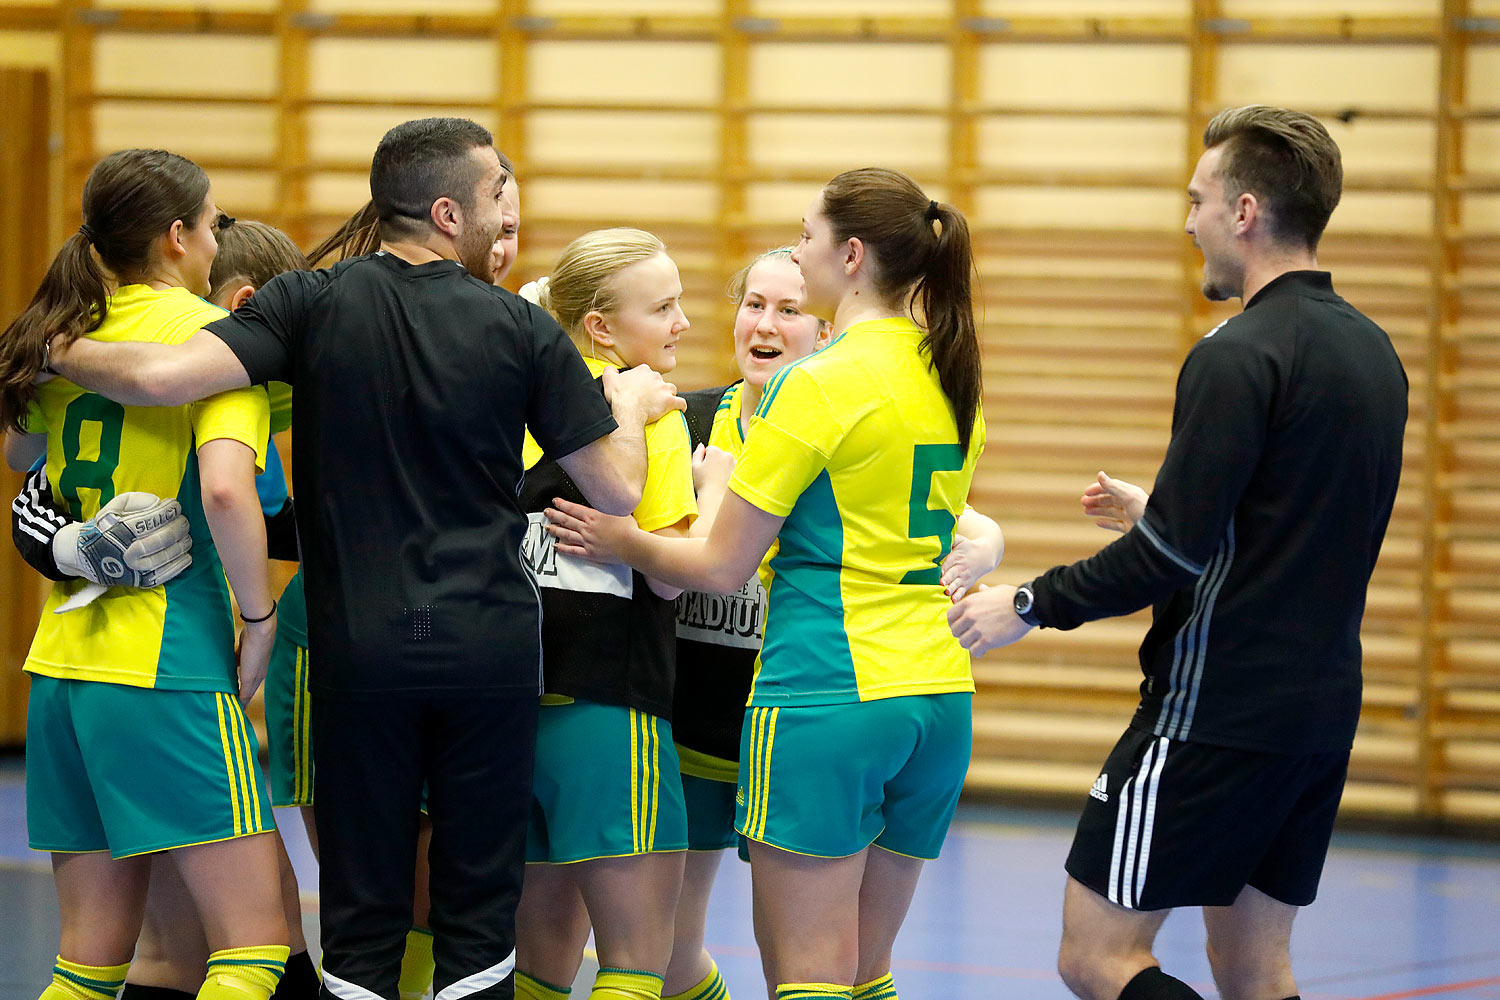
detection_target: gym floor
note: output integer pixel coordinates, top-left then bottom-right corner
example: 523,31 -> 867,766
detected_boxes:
2,756 -> 1498,1000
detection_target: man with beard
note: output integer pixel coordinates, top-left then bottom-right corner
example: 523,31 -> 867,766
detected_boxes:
947,105 -> 1408,1000
47,117 -> 683,1000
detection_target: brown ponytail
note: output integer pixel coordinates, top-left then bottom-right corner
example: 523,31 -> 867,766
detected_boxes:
0,148 -> 210,432
209,219 -> 309,301
307,199 -> 382,266
818,167 -> 982,452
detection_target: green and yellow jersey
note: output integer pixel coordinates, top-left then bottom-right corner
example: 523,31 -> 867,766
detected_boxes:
730,316 -> 985,707
23,284 -> 270,693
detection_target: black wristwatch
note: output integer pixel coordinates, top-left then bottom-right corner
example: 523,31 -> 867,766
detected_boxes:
1013,582 -> 1042,628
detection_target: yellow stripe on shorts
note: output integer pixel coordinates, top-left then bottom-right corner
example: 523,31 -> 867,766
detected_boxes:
745,708 -> 761,837
224,694 -> 256,833
229,694 -> 263,834
234,698 -> 264,832
751,707 -> 779,840
294,647 -> 310,803
746,707 -> 765,837
627,710 -> 663,854
648,713 -> 660,852
630,709 -> 641,853
215,694 -> 244,836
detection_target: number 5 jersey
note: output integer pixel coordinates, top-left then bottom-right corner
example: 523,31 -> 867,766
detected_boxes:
728,315 -> 985,707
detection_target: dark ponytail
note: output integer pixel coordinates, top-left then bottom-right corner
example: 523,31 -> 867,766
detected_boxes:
308,199 -> 382,266
819,167 -> 982,453
0,148 -> 210,432
311,144 -> 515,267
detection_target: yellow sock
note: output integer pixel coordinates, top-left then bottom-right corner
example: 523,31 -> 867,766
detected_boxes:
515,972 -> 571,1000
198,946 -> 291,1000
774,986 -> 852,1000
590,968 -> 663,1000
39,957 -> 130,1000
398,928 -> 436,1000
851,975 -> 896,1000
664,961 -> 728,1000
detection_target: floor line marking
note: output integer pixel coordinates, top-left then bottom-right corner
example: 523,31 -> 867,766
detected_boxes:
1353,974 -> 1500,1000
1302,953 -> 1500,988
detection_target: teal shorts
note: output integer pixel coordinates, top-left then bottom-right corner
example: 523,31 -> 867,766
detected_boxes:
527,700 -> 688,863
264,632 -> 314,807
26,675 -> 274,858
682,772 -> 738,852
736,692 -> 972,860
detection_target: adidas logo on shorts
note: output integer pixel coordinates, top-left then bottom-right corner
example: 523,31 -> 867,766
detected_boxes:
1089,774 -> 1109,803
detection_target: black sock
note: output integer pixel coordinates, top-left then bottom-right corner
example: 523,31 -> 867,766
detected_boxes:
270,951 -> 320,1000
1117,967 -> 1205,1000
120,986 -> 195,1000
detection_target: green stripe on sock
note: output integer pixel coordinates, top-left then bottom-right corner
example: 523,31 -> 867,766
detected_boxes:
210,961 -> 287,971
55,969 -> 126,995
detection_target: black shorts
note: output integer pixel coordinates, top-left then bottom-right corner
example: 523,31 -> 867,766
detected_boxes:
1065,724 -> 1349,911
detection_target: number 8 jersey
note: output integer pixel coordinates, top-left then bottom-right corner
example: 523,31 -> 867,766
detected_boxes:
24,284 -> 270,692
728,315 -> 985,707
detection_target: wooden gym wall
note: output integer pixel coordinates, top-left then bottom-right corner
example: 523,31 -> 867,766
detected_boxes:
0,0 -> 1497,825
0,70 -> 52,745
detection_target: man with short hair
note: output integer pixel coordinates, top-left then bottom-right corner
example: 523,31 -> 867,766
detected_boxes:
947,105 -> 1408,1000
49,117 -> 683,1000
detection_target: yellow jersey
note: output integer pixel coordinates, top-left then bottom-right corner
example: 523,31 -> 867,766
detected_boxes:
729,316 -> 985,706
522,356 -> 696,534
24,284 -> 270,692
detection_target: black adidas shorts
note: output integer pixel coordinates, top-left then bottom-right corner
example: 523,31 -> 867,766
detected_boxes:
1064,724 -> 1349,911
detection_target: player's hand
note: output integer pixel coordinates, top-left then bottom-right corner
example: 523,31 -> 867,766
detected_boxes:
1082,471 -> 1149,534
602,364 -> 685,422
940,532 -> 1002,603
53,492 -> 193,590
544,496 -> 636,564
691,443 -> 734,495
946,584 -> 1033,655
236,611 -> 277,706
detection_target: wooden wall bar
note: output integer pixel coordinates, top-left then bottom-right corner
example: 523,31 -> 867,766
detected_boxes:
0,69 -> 53,745
0,0 -> 1497,824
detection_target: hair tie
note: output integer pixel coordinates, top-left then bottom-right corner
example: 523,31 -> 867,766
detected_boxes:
239,599 -> 277,624
78,223 -> 95,244
926,200 -> 940,220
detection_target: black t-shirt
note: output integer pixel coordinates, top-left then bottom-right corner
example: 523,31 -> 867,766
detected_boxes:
207,252 -> 616,693
672,385 -> 757,763
518,417 -> 678,720
1031,272 -> 1408,754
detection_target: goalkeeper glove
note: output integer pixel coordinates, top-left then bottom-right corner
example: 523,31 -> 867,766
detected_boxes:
52,492 -> 193,598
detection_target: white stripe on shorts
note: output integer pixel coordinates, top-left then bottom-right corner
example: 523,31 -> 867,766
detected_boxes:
1107,736 -> 1170,909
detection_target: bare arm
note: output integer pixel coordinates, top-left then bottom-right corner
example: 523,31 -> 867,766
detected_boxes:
554,400 -> 648,517
644,519 -> 692,601
197,436 -> 275,703
941,507 -> 1005,602
688,444 -> 734,539
555,364 -> 685,516
50,331 -> 251,407
5,430 -> 45,472
547,488 -> 783,596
